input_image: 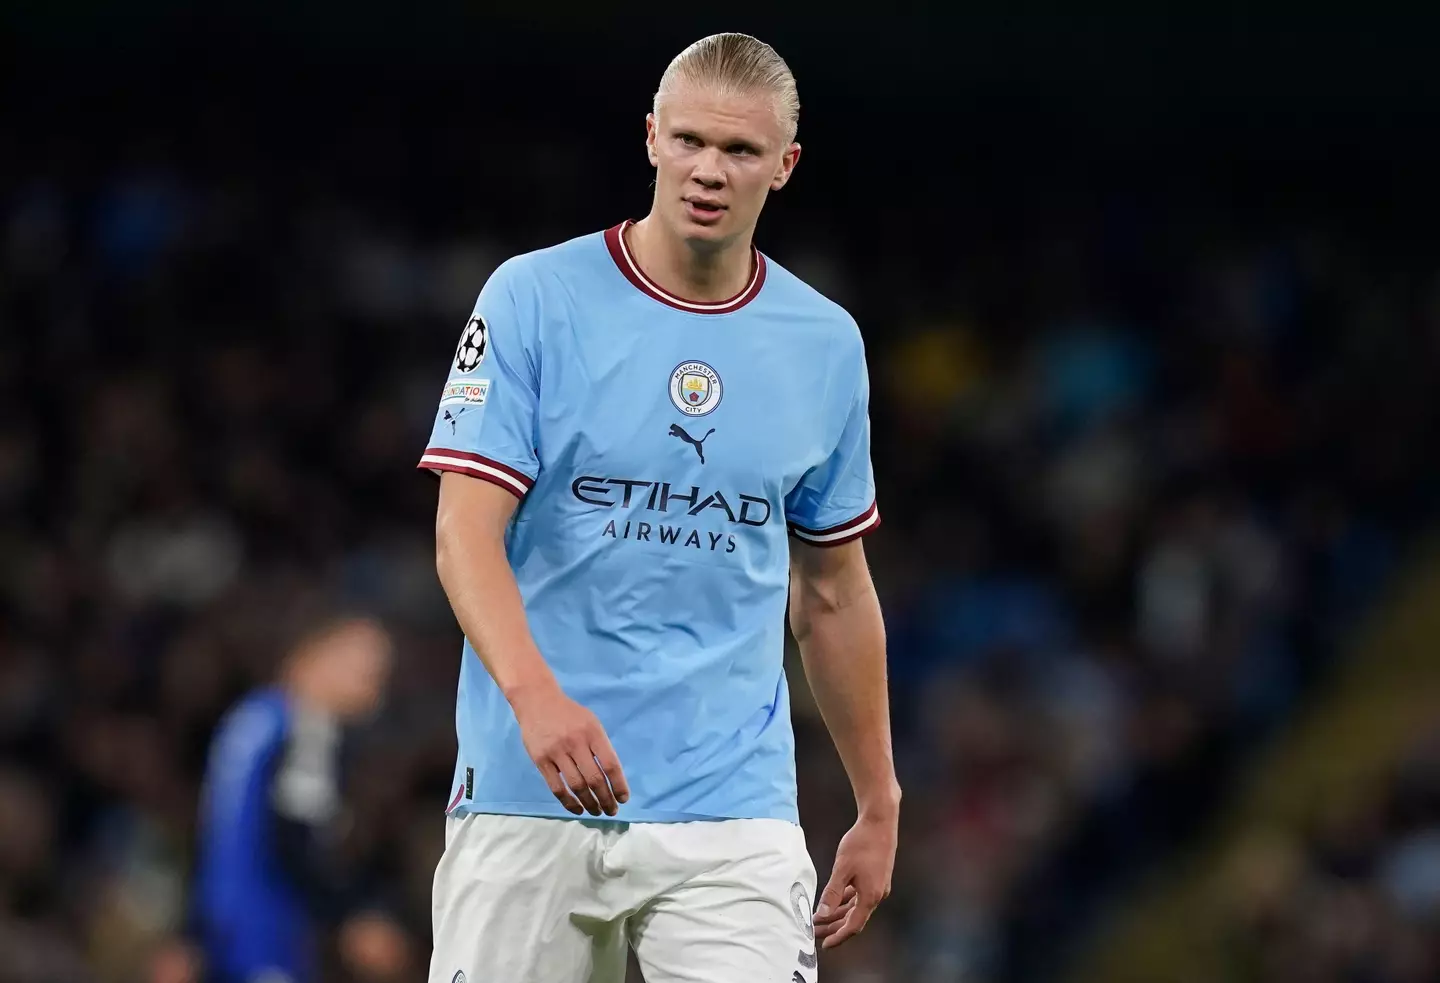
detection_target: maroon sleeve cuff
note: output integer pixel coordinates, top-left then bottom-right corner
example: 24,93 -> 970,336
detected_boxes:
787,501 -> 881,548
417,448 -> 535,499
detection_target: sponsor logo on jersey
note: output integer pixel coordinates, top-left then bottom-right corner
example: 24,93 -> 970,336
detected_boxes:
440,379 -> 490,406
572,475 -> 771,554
668,423 -> 715,463
573,477 -> 770,524
669,360 -> 722,416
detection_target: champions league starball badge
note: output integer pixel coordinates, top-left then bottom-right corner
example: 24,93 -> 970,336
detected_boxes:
453,315 -> 488,373
669,360 -> 723,416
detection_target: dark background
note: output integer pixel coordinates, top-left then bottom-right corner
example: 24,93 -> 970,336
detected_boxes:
4,7 -> 1440,982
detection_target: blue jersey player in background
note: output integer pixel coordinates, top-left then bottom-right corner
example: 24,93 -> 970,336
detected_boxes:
189,615 -> 409,983
422,34 -> 899,983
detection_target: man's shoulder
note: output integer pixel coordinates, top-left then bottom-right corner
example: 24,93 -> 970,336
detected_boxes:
207,690 -> 289,776
490,229 -> 610,289
229,688 -> 288,724
758,253 -> 863,348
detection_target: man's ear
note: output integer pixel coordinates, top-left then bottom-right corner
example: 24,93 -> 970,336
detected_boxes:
646,113 -> 660,167
771,142 -> 802,191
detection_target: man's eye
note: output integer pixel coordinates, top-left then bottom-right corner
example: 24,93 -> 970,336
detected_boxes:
729,145 -> 755,156
679,135 -> 701,147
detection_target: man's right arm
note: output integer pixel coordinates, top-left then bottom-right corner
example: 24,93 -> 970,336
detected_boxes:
434,473 -> 552,708
425,260 -> 629,817
434,472 -> 630,817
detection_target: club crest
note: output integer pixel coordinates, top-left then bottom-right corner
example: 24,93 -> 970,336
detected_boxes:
669,360 -> 723,417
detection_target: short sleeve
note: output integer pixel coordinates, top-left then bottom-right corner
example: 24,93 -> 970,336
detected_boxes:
784,345 -> 881,547
417,260 -> 540,499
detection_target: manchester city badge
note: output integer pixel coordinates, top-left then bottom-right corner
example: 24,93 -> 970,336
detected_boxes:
669,360 -> 723,416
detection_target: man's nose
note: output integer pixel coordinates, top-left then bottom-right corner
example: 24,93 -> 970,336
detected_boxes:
692,150 -> 726,187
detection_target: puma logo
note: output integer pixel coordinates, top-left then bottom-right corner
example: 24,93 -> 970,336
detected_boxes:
668,424 -> 714,464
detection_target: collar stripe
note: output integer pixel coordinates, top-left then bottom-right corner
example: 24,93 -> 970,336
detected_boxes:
604,220 -> 766,314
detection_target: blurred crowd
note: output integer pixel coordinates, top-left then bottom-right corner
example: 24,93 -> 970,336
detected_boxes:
1216,724 -> 1440,983
2,124 -> 1438,983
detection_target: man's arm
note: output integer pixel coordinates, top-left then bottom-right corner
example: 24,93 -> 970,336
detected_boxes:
435,472 -> 629,817
789,536 -> 899,949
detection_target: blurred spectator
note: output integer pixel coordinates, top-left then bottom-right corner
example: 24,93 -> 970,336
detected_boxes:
186,614 -> 408,983
1215,724 -> 1440,983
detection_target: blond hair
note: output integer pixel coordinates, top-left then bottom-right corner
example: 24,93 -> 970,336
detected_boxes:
654,33 -> 800,142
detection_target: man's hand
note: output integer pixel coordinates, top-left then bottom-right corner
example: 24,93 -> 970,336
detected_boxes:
146,938 -> 201,983
813,809 -> 898,949
338,913 -> 411,981
436,473 -> 631,817
511,682 -> 630,817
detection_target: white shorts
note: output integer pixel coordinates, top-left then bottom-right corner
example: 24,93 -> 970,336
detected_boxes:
428,813 -> 820,983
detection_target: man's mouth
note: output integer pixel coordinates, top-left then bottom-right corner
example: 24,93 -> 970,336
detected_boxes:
685,198 -> 726,216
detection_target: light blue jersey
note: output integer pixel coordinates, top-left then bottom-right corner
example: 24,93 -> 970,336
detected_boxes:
419,221 -> 879,824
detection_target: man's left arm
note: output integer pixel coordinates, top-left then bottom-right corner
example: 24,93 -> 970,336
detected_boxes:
790,536 -> 899,950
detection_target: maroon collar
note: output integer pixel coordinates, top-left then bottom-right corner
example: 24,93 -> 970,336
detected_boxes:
604,220 -> 766,315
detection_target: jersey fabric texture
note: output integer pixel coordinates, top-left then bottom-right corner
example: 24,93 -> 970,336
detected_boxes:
419,221 -> 879,824
192,689 -> 343,983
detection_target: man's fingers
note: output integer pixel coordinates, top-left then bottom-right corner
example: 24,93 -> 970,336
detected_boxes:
573,752 -> 617,817
814,875 -> 850,920
574,786 -> 603,816
558,755 -> 603,816
813,886 -> 856,927
821,894 -> 877,950
592,732 -> 630,805
813,903 -> 856,943
538,759 -> 584,815
814,908 -> 852,940
814,895 -> 856,941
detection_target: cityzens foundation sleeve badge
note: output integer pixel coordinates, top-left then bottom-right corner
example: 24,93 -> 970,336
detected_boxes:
439,379 -> 490,406
669,360 -> 722,416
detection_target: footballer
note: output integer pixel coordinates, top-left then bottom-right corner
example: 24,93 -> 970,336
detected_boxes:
421,33 -> 897,982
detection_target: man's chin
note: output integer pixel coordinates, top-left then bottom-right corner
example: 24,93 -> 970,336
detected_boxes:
675,214 -> 736,251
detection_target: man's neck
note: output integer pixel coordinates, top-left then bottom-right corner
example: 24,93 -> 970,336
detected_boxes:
281,668 -> 333,718
626,214 -> 754,304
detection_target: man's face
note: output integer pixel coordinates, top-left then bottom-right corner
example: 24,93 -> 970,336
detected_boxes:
646,84 -> 800,250
324,620 -> 393,721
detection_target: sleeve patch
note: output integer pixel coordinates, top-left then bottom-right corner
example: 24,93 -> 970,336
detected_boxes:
452,315 -> 489,373
440,379 -> 491,406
